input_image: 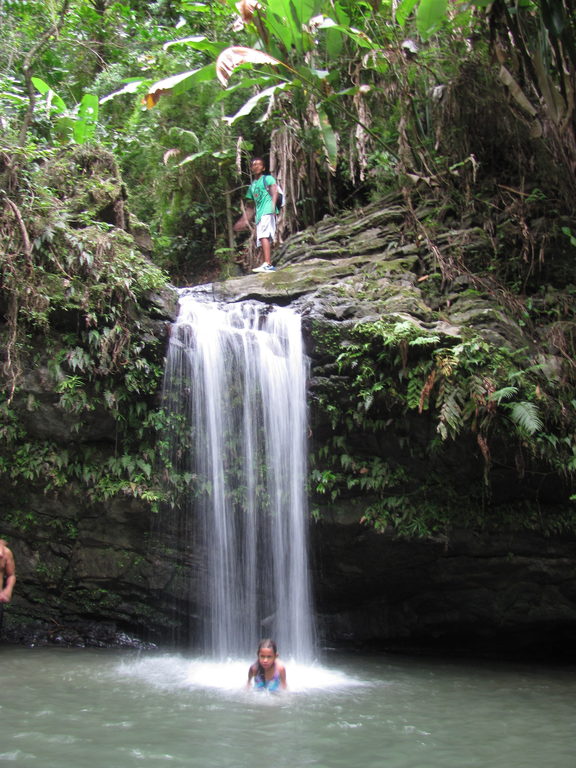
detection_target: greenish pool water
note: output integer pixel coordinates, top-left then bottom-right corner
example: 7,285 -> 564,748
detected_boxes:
0,647 -> 574,767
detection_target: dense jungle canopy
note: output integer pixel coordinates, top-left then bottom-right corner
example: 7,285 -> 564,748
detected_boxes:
1,0 -> 576,547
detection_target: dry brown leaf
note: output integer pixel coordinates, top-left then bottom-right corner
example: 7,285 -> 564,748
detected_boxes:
235,0 -> 260,24
499,65 -> 537,117
143,91 -> 164,108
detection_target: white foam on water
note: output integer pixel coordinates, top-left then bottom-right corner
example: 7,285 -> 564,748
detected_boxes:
115,655 -> 369,697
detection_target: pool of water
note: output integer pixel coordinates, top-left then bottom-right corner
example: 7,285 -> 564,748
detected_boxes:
0,647 -> 574,767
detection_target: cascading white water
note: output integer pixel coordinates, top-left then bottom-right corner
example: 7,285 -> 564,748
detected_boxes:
162,293 -> 314,660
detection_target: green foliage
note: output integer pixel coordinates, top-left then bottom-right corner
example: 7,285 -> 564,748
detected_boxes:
397,0 -> 448,41
2,0 -> 575,542
0,406 -> 193,514
1,0 -> 574,284
561,227 -> 576,247
333,319 -> 549,448
311,316 -> 576,537
31,77 -> 99,144
0,131 -> 183,519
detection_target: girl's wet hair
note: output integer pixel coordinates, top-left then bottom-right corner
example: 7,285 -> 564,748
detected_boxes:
257,638 -> 277,654
256,638 -> 277,682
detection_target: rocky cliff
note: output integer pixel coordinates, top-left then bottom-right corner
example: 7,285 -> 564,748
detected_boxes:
212,193 -> 576,658
2,190 -> 575,658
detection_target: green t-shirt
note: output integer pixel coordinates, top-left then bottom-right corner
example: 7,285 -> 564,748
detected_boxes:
246,174 -> 277,224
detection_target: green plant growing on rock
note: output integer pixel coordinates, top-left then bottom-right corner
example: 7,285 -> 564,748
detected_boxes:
31,77 -> 99,145
311,316 -> 576,536
337,319 -> 550,457
0,136 -> 189,526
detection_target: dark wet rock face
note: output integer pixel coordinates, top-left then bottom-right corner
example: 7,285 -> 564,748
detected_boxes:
3,196 -> 575,659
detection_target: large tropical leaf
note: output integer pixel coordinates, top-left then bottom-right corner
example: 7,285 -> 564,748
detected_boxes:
145,64 -> 217,108
265,0 -> 323,53
73,93 -> 98,144
395,0 -> 449,39
317,106 -> 338,172
416,0 -> 447,40
100,80 -> 144,105
266,0 -> 301,51
31,77 -> 67,113
222,82 -> 290,124
215,46 -> 282,87
394,0 -> 419,27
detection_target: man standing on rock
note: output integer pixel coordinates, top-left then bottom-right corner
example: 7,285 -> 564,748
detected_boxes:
233,157 -> 278,273
0,539 -> 16,637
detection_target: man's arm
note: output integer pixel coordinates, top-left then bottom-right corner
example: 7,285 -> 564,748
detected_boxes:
269,183 -> 278,212
0,549 -> 16,603
233,201 -> 254,232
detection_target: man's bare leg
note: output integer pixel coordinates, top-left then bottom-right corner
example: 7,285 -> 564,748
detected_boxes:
261,237 -> 272,265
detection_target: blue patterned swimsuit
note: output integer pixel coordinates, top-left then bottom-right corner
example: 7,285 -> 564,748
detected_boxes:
253,666 -> 281,692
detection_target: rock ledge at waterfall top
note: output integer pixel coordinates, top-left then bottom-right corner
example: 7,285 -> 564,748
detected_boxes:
212,201 -> 527,354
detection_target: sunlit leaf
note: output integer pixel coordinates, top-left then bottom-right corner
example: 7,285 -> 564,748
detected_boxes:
315,18 -> 376,49
318,107 -> 338,173
216,46 -> 282,87
416,0 -> 447,40
177,150 -> 209,167
222,82 -> 290,124
162,35 -> 224,55
180,1 -> 212,10
395,0 -> 419,27
31,77 -> 67,113
100,80 -> 144,104
2,93 -> 27,104
73,93 -> 98,144
145,64 -> 216,108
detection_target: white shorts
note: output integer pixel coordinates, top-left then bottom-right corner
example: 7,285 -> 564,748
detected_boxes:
256,214 -> 276,247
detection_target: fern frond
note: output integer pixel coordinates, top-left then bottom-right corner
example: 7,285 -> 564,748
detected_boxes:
437,390 -> 463,440
507,363 -> 545,381
509,401 -> 543,435
468,374 -> 487,399
489,386 -> 518,404
407,376 -> 424,410
408,335 -> 440,346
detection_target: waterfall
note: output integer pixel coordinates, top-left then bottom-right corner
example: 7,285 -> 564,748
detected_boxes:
162,293 -> 315,661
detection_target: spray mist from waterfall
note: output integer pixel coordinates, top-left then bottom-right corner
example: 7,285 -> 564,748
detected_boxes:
162,293 -> 315,661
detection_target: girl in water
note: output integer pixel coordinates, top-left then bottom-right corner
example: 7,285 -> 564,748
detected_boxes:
247,639 -> 287,692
